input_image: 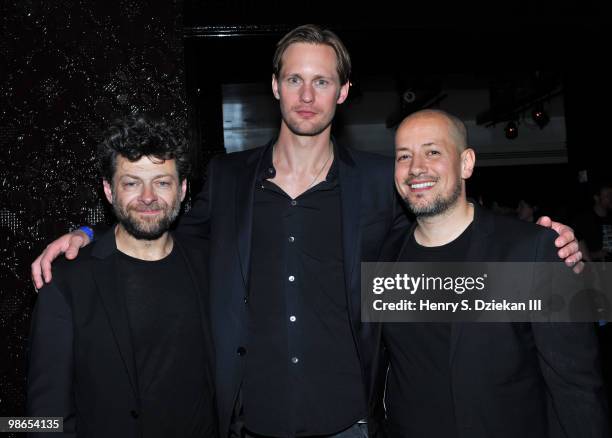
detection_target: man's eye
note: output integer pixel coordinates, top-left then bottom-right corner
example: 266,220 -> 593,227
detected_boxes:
157,181 -> 171,187
287,77 -> 300,85
314,79 -> 329,87
124,182 -> 137,187
397,154 -> 411,162
428,150 -> 440,156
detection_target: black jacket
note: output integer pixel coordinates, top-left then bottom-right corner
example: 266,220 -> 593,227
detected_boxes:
27,230 -> 216,437
177,140 -> 407,437
384,204 -> 610,438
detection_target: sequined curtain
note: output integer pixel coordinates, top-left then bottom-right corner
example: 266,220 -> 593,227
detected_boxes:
0,0 -> 187,422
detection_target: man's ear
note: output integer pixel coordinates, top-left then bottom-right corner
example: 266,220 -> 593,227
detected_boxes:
272,74 -> 280,100
103,179 -> 113,204
180,179 -> 187,202
336,81 -> 350,104
461,148 -> 476,180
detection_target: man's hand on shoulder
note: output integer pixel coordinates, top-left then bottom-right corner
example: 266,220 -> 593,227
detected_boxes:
536,216 -> 584,274
31,230 -> 91,289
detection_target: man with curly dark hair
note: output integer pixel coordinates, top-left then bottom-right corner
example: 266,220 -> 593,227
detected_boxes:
27,114 -> 217,437
96,115 -> 191,240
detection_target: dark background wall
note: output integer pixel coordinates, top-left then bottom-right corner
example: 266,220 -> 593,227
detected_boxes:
0,0 -> 608,431
0,0 -> 186,424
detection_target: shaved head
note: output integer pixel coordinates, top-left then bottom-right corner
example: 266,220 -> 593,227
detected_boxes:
398,109 -> 468,152
394,108 -> 476,219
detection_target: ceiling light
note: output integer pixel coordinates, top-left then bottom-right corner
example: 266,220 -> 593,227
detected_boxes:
504,121 -> 518,139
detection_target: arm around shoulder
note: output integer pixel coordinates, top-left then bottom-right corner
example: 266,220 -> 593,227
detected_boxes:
31,230 -> 92,290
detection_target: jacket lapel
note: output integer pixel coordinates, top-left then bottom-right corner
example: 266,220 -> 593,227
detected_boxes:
235,147 -> 266,290
173,238 -> 215,361
338,145 -> 362,325
91,229 -> 140,401
449,204 -> 494,365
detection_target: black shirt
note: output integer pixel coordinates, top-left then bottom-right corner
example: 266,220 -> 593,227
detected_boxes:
243,145 -> 365,437
118,245 -> 215,437
384,223 -> 474,438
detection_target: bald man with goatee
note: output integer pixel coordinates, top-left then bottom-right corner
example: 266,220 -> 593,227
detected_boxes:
383,109 -> 609,438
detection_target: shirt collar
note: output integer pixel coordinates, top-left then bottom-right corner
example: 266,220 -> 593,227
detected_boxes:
257,140 -> 339,184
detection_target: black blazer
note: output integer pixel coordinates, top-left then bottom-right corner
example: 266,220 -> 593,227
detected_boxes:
177,140 -> 406,437
27,230 -> 216,438
384,204 -> 610,438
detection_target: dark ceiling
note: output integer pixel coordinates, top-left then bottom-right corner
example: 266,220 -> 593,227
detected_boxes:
183,0 -> 605,26
182,0 -> 607,102
181,0 -> 609,173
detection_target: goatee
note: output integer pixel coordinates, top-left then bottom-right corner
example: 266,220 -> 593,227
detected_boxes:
404,177 -> 462,218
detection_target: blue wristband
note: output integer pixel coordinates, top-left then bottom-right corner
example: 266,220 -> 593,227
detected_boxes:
77,226 -> 94,241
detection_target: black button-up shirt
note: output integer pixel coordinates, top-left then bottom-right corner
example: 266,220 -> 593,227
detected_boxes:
242,145 -> 366,437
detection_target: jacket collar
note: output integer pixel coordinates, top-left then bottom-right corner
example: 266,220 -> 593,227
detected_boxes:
91,226 -> 119,259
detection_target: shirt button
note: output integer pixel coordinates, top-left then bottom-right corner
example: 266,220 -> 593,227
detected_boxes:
289,315 -> 296,322
237,347 -> 247,356
244,295 -> 249,304
291,200 -> 297,206
288,275 -> 295,282
291,357 -> 299,364
267,167 -> 274,174
288,236 -> 295,243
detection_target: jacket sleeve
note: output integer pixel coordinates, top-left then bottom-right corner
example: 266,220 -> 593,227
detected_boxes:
27,281 -> 76,438
176,158 -> 215,241
531,229 -> 610,437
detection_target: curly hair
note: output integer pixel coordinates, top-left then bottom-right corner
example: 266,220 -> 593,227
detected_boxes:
97,114 -> 190,183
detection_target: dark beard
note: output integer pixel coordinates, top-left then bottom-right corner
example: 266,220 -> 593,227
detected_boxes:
112,196 -> 181,241
404,177 -> 462,218
116,213 -> 174,240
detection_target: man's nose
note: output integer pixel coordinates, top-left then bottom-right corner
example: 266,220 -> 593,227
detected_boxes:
409,155 -> 426,176
300,83 -> 314,103
139,184 -> 157,204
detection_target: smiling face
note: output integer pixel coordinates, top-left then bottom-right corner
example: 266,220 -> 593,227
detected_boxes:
103,155 -> 186,240
272,42 -> 349,137
394,112 -> 475,217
